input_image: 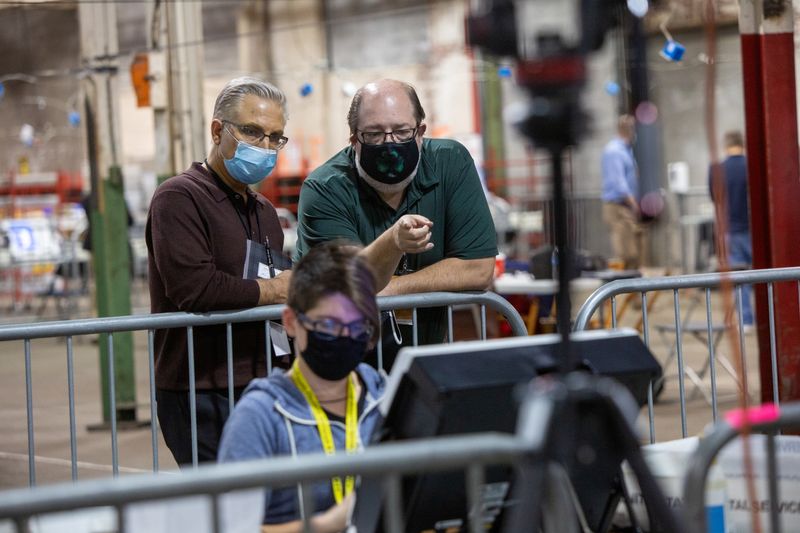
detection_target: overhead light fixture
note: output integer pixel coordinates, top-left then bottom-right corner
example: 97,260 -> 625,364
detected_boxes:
658,15 -> 685,62
627,0 -> 649,18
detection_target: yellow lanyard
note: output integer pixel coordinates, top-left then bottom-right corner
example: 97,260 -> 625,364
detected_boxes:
290,361 -> 358,504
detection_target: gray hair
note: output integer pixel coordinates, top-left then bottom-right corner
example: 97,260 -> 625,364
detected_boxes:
212,76 -> 288,122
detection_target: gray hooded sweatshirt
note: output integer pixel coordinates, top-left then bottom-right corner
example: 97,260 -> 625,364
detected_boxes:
218,363 -> 385,524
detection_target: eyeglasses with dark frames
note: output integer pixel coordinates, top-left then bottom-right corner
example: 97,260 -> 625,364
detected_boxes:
356,126 -> 419,146
224,120 -> 289,150
295,310 -> 374,341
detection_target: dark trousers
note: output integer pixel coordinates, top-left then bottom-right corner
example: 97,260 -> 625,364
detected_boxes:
364,334 -> 402,373
156,388 -> 244,467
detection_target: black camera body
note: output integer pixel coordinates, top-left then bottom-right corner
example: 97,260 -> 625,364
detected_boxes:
466,0 -> 624,148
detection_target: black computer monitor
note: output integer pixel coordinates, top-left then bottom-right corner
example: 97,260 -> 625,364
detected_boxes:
353,328 -> 662,533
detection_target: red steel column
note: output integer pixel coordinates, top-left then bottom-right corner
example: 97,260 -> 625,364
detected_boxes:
739,0 -> 800,403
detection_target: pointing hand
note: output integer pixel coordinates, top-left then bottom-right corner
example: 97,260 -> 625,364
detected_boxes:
392,214 -> 434,253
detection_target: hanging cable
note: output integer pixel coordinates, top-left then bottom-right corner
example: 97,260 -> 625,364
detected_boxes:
704,1 -> 761,532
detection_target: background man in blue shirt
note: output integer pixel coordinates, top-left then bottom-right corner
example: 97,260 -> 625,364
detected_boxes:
601,114 -> 644,269
709,130 -> 753,327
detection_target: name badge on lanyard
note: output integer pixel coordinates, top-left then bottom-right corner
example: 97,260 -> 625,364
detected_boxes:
243,239 -> 279,280
242,235 -> 289,358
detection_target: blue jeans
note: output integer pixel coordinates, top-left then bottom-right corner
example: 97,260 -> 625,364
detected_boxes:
728,231 -> 754,325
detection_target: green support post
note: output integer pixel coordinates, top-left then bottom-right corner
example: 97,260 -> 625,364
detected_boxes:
92,166 -> 136,423
478,56 -> 507,197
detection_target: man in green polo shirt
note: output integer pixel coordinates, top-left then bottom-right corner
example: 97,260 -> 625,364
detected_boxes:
295,79 -> 496,365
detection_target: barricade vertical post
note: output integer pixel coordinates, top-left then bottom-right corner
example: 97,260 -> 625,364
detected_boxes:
447,305 -> 454,343
116,505 -> 126,533
765,433 -> 780,532
147,329 -> 159,472
736,286 -> 749,395
641,292 -> 656,443
382,474 -> 404,533
265,320 -> 273,375
301,483 -> 314,533
737,328 -> 749,397
610,296 -> 617,328
187,325 -> 198,468
647,385 -> 655,444
641,293 -> 650,346
107,334 -> 119,477
466,464 -> 485,533
411,307 -> 419,346
412,308 -> 418,346
210,494 -> 222,533
705,288 -> 719,422
767,284 -> 780,406
66,336 -> 78,481
226,323 -> 234,412
377,326 -> 384,372
24,339 -> 35,487
673,290 -> 688,437
14,516 -> 29,533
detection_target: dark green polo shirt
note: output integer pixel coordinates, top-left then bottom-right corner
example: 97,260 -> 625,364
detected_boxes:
295,138 -> 497,345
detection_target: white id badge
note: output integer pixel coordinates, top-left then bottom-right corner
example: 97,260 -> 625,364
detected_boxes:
269,321 -> 291,357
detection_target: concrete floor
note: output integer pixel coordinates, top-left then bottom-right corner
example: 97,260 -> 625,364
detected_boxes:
0,286 -> 761,492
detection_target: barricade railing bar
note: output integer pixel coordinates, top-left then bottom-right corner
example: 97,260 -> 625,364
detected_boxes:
572,267 -> 800,443
0,432 -> 530,532
0,291 -> 527,486
682,401 -> 800,533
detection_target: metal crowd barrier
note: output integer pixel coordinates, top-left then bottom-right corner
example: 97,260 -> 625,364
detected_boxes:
573,267 -> 800,443
0,291 -> 526,486
682,401 -> 800,533
0,372 -> 684,533
0,432 -> 531,533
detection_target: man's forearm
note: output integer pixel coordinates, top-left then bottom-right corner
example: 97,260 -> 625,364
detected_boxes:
360,230 -> 405,292
379,257 -> 494,296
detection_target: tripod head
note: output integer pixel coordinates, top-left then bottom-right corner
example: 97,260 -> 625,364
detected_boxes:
467,0 -> 625,148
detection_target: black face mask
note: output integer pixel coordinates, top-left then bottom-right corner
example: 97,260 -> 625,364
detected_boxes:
300,330 -> 369,381
358,139 -> 420,185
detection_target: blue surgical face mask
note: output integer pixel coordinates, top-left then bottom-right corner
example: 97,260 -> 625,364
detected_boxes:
223,128 -> 278,185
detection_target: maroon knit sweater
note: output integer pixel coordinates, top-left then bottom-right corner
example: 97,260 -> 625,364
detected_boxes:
146,163 -> 284,390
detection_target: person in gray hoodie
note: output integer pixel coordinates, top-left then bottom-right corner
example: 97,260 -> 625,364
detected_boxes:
218,242 -> 385,532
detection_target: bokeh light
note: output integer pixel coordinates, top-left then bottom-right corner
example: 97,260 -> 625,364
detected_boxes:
635,101 -> 658,125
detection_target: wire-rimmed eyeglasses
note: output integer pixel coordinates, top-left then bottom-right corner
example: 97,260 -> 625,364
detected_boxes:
224,120 -> 288,150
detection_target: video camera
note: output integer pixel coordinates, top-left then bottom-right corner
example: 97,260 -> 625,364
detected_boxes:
466,0 -> 626,148
466,0 -> 638,355
458,4 -> 688,532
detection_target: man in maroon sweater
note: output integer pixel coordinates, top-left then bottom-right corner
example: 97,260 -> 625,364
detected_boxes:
146,77 -> 292,465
